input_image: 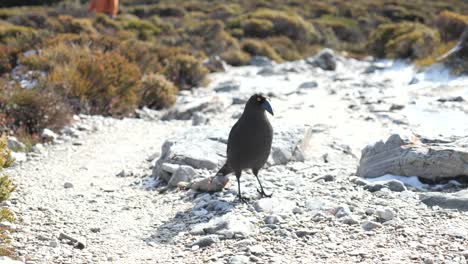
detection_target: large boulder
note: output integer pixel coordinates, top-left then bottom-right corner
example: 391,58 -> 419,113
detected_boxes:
162,95 -> 224,121
306,48 -> 337,71
152,125 -> 312,184
420,190 -> 468,211
358,134 -> 468,181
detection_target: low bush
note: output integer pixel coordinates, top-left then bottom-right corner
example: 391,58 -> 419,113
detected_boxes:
4,87 -> 71,134
265,36 -> 302,61
220,48 -> 251,66
241,38 -> 282,62
139,73 -> 178,109
164,54 -> 208,90
48,49 -> 142,115
249,9 -> 320,43
241,18 -> 274,38
368,22 -> 440,59
436,11 -> 468,41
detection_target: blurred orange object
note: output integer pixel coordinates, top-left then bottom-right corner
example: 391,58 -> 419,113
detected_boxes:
88,0 -> 119,17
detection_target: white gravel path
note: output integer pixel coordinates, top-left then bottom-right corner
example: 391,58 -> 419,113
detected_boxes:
4,55 -> 468,264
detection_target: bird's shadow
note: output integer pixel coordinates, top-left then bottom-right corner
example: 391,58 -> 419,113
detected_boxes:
144,188 -> 239,245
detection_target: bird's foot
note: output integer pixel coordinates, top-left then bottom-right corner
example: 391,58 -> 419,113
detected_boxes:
257,188 -> 272,198
237,195 -> 250,203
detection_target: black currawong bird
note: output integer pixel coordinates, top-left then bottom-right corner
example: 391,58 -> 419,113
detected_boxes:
438,27 -> 468,61
217,94 -> 274,202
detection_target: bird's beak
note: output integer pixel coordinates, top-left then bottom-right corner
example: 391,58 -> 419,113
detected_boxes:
437,42 -> 462,61
261,100 -> 274,116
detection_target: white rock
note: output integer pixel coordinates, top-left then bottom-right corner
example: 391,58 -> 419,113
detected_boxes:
213,80 -> 240,93
168,165 -> 196,187
229,255 -> 250,264
42,129 -> 58,141
191,235 -> 219,248
11,152 -> 27,163
306,48 -> 337,71
264,215 -> 282,225
0,256 -> 24,264
254,198 -> 295,214
358,134 -> 468,180
32,144 -> 45,154
376,208 -> 395,222
7,137 -> 25,150
362,221 -> 382,231
298,81 -> 318,89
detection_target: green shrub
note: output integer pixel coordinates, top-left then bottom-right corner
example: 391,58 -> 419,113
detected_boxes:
123,17 -> 160,40
220,48 -> 251,66
265,37 -> 302,61
0,175 -> 14,204
5,88 -> 72,134
187,20 -> 239,55
436,11 -> 468,41
241,38 -> 282,62
368,22 -> 440,59
315,15 -> 362,42
249,9 -> 319,43
0,22 -> 35,43
139,73 -> 178,109
56,15 -> 95,34
47,49 -> 142,116
164,54 -> 208,90
0,136 -> 13,170
241,18 -> 274,38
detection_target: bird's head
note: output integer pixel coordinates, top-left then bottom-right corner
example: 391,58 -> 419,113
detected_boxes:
437,27 -> 468,61
246,94 -> 274,116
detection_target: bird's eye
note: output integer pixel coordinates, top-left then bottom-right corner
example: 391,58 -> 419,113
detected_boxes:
256,97 -> 262,102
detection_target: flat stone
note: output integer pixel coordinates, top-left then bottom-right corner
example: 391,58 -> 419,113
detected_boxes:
229,255 -> 250,264
306,48 -> 337,71
361,221 -> 382,231
376,208 -> 395,222
214,80 -> 240,93
358,134 -> 468,181
7,137 -> 25,150
162,96 -> 224,121
253,198 -> 295,214
420,190 -> 468,211
168,165 -> 196,187
298,81 -> 318,89
191,235 -> 219,248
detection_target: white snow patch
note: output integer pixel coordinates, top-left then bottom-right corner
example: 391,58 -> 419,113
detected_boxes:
366,174 -> 462,190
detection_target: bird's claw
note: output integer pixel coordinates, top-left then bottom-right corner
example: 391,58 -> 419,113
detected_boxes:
237,195 -> 250,203
257,188 -> 272,198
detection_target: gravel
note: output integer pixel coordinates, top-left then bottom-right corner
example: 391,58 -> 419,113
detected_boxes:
4,53 -> 468,263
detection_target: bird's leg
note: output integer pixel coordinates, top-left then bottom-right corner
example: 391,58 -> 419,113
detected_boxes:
253,169 -> 272,198
236,173 -> 249,203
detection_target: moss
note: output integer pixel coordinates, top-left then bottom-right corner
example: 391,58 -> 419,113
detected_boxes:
315,15 -> 362,42
241,38 -> 282,62
368,22 -> 440,59
139,74 -> 178,109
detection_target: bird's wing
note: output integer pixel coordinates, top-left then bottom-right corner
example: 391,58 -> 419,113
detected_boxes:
226,121 -> 240,156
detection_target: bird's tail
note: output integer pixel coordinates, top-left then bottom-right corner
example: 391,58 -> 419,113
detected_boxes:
216,163 -> 233,176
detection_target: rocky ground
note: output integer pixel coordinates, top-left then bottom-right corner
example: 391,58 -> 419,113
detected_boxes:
3,50 -> 468,263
